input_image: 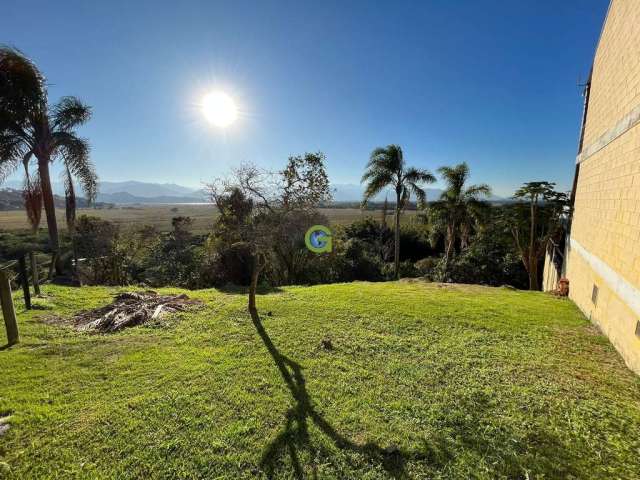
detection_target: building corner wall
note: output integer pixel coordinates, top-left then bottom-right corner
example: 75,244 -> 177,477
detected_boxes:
564,236 -> 640,374
556,0 -> 640,374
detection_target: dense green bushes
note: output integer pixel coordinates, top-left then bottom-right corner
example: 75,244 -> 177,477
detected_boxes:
1,203 -> 534,289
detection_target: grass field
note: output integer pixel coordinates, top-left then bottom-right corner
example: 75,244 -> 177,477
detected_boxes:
0,205 -> 419,233
2,281 -> 640,479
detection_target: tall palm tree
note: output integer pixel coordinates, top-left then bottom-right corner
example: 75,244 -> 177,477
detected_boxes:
0,47 -> 97,264
430,162 -> 491,263
362,144 -> 435,279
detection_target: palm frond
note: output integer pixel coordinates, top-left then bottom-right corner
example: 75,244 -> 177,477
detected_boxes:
407,181 -> 427,208
53,132 -> 97,202
0,46 -> 47,121
465,183 -> 491,199
362,145 -> 408,206
404,167 -> 436,185
362,171 -> 394,203
438,162 -> 469,199
64,165 -> 76,230
0,131 -> 27,182
365,144 -> 403,174
52,96 -> 91,131
404,166 -> 436,207
23,173 -> 42,231
0,153 -> 19,183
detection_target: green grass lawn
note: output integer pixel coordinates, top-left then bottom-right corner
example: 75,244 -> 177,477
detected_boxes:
2,281 -> 640,479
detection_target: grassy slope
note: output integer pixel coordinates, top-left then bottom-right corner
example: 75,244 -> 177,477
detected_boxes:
1,282 -> 640,479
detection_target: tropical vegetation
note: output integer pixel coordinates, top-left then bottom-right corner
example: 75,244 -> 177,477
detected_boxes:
428,162 -> 491,263
361,145 -> 435,279
0,47 -> 96,269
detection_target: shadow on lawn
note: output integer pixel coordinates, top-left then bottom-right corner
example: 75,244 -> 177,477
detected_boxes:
249,309 -> 409,479
248,309 -> 582,479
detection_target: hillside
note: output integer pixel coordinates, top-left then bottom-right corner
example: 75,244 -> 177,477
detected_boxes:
0,188 -> 112,211
2,281 -> 640,479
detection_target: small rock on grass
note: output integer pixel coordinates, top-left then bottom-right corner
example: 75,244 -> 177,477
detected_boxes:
0,415 -> 11,437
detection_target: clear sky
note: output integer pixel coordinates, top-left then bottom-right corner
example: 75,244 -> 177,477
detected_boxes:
3,0 -> 609,196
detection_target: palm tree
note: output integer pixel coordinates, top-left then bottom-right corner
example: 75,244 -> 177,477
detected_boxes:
430,162 -> 491,263
0,47 -> 97,265
362,145 -> 435,279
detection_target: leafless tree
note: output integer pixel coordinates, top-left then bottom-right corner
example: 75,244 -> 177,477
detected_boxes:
208,153 -> 331,315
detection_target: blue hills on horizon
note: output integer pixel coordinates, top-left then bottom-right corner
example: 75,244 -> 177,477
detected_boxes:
1,179 -> 504,205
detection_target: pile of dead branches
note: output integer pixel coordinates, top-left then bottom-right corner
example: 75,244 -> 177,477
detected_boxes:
71,291 -> 202,332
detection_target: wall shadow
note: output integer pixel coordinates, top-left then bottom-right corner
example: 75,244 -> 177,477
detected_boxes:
249,309 -> 409,479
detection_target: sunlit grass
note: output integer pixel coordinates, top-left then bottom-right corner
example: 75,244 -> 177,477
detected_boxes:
1,281 -> 639,479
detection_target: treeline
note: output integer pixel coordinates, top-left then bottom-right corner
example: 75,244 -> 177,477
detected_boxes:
1,152 -> 567,298
19,198 -> 555,292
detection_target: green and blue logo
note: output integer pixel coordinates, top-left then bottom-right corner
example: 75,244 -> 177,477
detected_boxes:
305,225 -> 332,253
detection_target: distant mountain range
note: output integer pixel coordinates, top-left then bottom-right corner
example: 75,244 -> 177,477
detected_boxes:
0,188 -> 108,211
330,184 -> 446,202
1,180 -> 504,205
1,180 -> 208,205
97,181 -> 198,198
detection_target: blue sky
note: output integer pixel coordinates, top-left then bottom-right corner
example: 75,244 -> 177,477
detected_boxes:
3,0 -> 608,196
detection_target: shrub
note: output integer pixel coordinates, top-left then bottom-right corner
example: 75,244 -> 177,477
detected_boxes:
203,240 -> 254,287
144,217 -> 202,288
429,232 -> 528,288
398,224 -> 435,261
415,257 -> 440,276
383,260 -> 420,279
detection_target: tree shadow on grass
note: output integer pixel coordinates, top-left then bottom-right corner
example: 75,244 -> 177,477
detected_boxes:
249,309 -> 409,479
248,309 -> 583,479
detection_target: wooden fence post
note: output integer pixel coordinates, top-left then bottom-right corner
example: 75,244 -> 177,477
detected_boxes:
18,256 -> 31,310
0,269 -> 19,346
30,252 -> 40,296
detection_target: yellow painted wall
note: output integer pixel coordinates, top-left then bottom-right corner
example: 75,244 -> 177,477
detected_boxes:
564,243 -> 640,373
581,0 -> 640,148
561,0 -> 640,373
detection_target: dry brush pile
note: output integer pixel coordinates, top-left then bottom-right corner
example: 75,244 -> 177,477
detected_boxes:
69,291 -> 202,332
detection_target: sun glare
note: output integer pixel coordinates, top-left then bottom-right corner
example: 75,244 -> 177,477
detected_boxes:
202,91 -> 238,127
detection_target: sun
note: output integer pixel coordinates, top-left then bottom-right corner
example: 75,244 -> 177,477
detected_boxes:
202,91 -> 238,127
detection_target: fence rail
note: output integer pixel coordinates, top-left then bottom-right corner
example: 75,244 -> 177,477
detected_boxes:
1,251 -> 49,346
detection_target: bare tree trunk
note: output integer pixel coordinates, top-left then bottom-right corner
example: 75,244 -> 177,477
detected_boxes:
248,259 -> 261,315
37,156 -> 61,276
394,193 -> 401,279
528,256 -> 539,291
528,199 -> 538,290
460,224 -> 470,251
444,223 -> 455,264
